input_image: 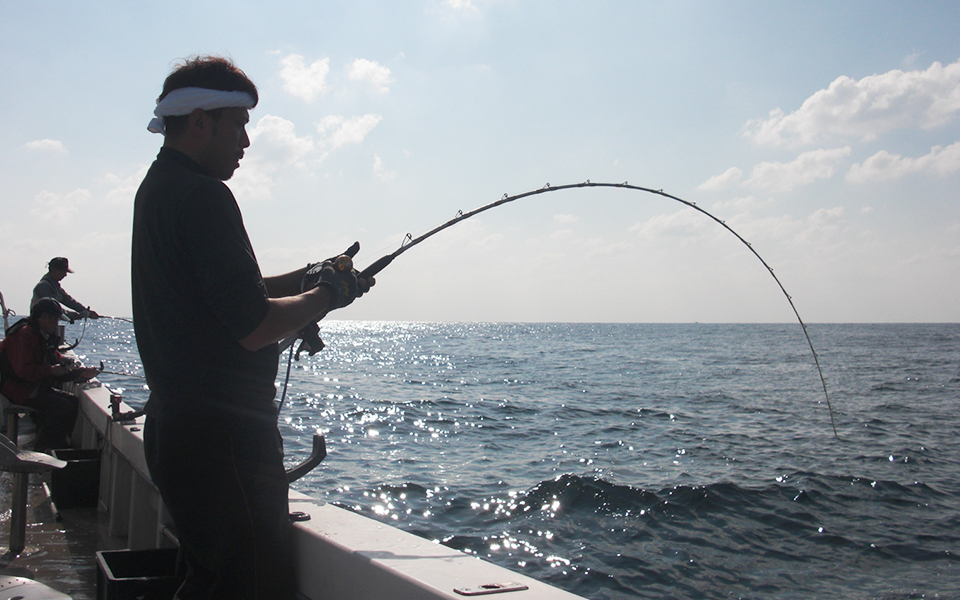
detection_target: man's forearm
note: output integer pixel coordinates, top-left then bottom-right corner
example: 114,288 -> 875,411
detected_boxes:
262,266 -> 311,298
60,294 -> 88,313
239,287 -> 332,351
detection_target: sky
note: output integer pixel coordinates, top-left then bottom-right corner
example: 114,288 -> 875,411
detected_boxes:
1,1 -> 958,323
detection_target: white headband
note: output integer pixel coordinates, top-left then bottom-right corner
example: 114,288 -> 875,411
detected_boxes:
147,87 -> 256,135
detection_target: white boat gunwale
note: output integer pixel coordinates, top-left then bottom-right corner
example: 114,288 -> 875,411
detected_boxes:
67,380 -> 586,600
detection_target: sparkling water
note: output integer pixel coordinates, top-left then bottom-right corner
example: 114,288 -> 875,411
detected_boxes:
81,320 -> 960,599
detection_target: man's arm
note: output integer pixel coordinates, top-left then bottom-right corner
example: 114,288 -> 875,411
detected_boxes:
242,266 -> 375,351
57,287 -> 88,314
262,266 -> 311,299
55,286 -> 97,319
238,286 -> 333,351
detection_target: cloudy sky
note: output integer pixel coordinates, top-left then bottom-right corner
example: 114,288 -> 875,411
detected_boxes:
1,1 -> 958,323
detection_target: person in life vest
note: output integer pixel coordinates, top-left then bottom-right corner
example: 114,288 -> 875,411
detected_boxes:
0,298 -> 99,451
31,257 -> 100,322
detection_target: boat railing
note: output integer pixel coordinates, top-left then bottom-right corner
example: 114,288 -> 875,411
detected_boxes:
70,380 -> 586,600
0,291 -> 12,333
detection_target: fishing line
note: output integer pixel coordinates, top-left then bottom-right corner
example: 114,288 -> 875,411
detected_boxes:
98,369 -> 146,379
62,314 -> 89,351
277,344 -> 295,412
97,361 -> 146,379
63,315 -> 132,351
354,180 -> 838,438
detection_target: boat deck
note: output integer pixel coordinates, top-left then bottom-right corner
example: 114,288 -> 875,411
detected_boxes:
0,422 -> 124,600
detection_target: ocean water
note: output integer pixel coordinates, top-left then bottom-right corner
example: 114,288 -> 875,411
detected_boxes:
81,321 -> 960,599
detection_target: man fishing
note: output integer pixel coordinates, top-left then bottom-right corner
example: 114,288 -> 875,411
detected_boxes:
0,298 -> 99,451
131,55 -> 374,600
31,257 -> 100,322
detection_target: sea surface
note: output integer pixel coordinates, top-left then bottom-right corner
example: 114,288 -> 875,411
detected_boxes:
77,320 -> 960,599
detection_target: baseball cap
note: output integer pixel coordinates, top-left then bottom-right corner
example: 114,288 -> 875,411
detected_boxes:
31,297 -> 64,319
48,257 -> 73,273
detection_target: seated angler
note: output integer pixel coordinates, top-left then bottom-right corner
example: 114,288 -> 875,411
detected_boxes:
0,298 -> 99,452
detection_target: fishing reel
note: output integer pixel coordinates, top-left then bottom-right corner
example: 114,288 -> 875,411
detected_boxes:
293,243 -> 360,360
295,322 -> 324,360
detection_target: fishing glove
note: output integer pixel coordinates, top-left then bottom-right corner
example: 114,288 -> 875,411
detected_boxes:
302,260 -> 359,310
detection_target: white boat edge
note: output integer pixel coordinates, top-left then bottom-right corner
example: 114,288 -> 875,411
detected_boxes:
70,379 -> 589,600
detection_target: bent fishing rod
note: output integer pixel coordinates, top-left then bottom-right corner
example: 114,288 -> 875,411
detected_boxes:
282,181 -> 838,438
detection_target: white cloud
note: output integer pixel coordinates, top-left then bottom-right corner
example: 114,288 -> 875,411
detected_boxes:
744,59 -> 960,146
635,204 -> 850,259
373,155 -> 395,181
31,188 -> 90,222
280,54 -> 330,102
745,147 -> 851,192
225,112 -> 382,200
444,0 -> 479,13
231,115 -> 315,202
554,214 -> 579,224
230,165 -> 275,204
697,167 -> 742,191
348,59 -> 392,94
628,207 -> 711,239
711,195 -> 769,213
847,141 -> 960,182
103,165 -> 148,206
317,114 -> 383,150
316,115 -> 344,134
248,115 -> 315,170
796,206 -> 846,244
24,139 -> 67,154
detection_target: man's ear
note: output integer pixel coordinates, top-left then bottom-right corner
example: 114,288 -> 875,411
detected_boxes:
188,107 -> 209,138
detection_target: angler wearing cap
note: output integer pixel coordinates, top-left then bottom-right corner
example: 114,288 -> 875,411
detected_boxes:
31,257 -> 100,322
132,55 -> 375,600
0,298 -> 99,452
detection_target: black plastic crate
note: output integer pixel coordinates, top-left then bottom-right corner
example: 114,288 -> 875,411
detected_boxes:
96,548 -> 181,600
51,448 -> 100,508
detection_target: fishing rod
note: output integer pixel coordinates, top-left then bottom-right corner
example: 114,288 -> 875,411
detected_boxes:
0,291 -> 12,332
103,315 -> 134,323
282,181 -> 838,437
97,361 -> 145,379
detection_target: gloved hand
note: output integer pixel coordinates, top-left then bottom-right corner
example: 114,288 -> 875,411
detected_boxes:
302,259 -> 359,310
302,242 -> 365,310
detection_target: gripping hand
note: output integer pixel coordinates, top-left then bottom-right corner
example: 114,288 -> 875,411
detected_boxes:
302,257 -> 359,310
302,242 -> 361,292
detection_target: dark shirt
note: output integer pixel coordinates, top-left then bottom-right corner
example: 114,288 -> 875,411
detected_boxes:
32,274 -> 86,314
131,147 -> 278,425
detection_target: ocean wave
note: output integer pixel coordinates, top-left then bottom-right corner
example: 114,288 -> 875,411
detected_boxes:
70,320 -> 960,600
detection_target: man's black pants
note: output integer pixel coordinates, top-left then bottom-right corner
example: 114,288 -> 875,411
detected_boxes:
144,415 -> 296,600
23,387 -> 78,451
